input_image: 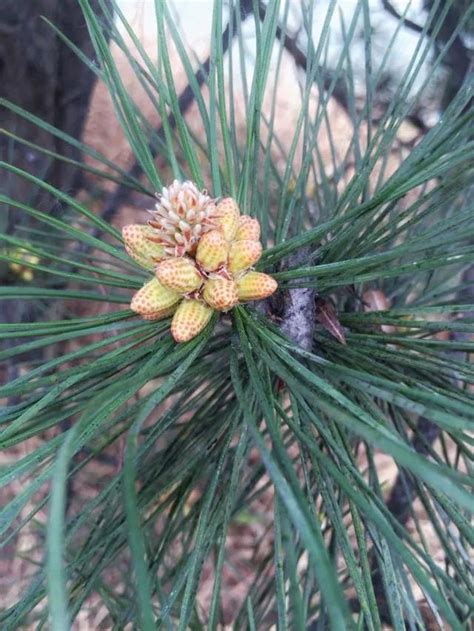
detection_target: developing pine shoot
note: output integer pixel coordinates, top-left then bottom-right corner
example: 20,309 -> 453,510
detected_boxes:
123,184 -> 277,342
147,180 -> 218,256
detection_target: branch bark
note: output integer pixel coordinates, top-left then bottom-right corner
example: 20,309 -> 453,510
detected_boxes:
279,248 -> 317,351
0,0 -> 109,224
0,0 -> 110,355
381,0 -> 424,33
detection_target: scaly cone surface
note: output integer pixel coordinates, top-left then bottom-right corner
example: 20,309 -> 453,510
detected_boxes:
123,183 -> 278,342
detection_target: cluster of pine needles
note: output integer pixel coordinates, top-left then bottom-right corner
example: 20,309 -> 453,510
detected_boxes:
0,0 -> 473,628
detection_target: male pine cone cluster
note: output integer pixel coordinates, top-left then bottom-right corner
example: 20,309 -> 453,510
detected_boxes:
123,180 -> 277,342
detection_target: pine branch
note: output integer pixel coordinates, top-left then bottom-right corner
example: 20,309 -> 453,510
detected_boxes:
280,247 -> 317,351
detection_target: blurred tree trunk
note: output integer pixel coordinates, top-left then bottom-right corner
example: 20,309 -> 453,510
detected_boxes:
0,0 -> 110,320
0,0 -> 109,222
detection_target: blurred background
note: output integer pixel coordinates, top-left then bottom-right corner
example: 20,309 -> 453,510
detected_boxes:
1,0 -> 471,209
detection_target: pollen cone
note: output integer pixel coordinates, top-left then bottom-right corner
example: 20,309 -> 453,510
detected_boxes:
237,271 -> 277,301
171,299 -> 213,343
196,229 -> 229,272
228,240 -> 262,274
156,257 -> 203,294
203,279 -> 239,311
214,197 -> 240,241
131,278 -> 181,317
122,224 -> 165,270
235,215 -> 260,241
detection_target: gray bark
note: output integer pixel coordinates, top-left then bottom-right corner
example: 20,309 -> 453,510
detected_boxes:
0,0 -> 109,320
0,0 -> 108,226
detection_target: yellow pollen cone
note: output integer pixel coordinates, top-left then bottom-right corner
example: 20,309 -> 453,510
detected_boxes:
141,306 -> 178,321
171,299 -> 213,343
203,278 -> 239,311
215,197 -> 240,241
196,229 -> 229,272
235,215 -> 261,241
237,271 -> 278,301
122,224 -> 165,270
228,239 -> 262,274
131,278 -> 181,317
156,257 -> 203,294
